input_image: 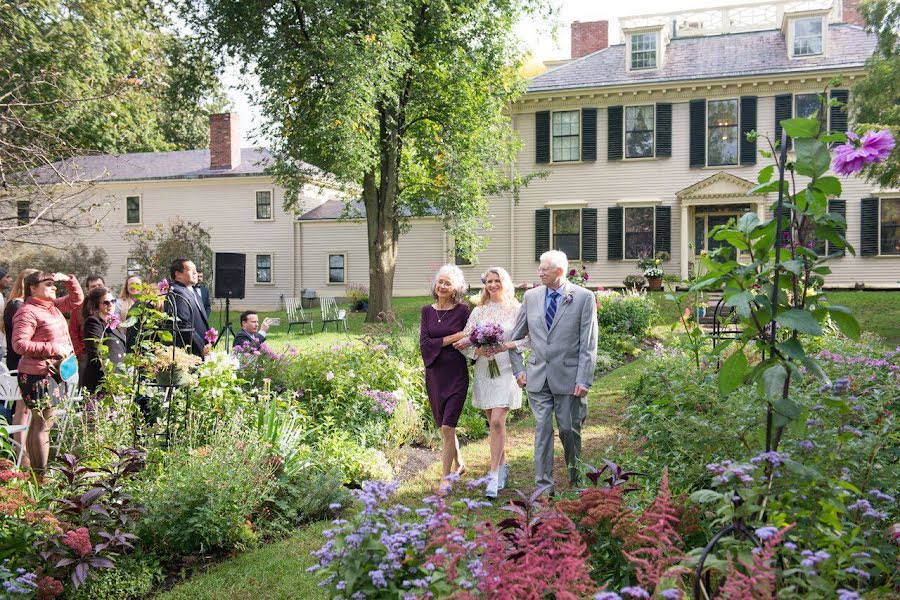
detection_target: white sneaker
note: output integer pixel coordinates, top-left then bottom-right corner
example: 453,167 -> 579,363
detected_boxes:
498,463 -> 509,490
485,472 -> 499,499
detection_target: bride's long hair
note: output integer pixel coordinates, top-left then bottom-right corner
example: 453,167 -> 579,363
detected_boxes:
478,267 -> 518,308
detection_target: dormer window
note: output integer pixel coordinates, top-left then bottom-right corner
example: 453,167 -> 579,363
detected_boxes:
631,32 -> 658,69
792,16 -> 823,56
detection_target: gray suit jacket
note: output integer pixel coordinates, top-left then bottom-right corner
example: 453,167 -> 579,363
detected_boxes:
508,281 -> 598,395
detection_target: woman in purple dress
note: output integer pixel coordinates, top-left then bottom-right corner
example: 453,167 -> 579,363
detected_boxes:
420,264 -> 470,489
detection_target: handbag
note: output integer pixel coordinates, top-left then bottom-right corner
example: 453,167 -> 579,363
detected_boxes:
49,353 -> 78,383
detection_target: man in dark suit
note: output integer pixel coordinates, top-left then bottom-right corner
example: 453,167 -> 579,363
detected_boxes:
196,270 -> 212,318
232,310 -> 273,351
166,258 -> 211,357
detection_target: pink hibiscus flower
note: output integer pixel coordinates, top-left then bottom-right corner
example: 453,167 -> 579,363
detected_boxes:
832,129 -> 896,176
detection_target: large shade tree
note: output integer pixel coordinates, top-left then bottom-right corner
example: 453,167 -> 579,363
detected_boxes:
1,0 -> 228,245
185,0 -> 549,319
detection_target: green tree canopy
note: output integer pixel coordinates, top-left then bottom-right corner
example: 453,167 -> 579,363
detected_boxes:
184,0 -> 550,319
851,0 -> 900,187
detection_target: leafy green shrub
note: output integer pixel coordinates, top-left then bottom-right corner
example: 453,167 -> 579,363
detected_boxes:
138,422 -> 276,557
595,290 -> 659,358
259,468 -> 350,537
308,430 -> 393,484
65,554 -> 161,600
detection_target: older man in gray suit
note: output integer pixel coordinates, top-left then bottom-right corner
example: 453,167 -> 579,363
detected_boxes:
508,250 -> 598,495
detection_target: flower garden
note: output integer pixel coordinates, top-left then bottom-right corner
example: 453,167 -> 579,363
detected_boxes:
1,115 -> 899,599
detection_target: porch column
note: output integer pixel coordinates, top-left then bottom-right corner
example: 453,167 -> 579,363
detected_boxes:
756,200 -> 766,222
680,203 -> 690,280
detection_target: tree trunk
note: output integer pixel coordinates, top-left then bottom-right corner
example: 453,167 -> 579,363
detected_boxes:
364,100 -> 402,323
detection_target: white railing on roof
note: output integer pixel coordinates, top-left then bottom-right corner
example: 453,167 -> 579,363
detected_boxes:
620,0 -> 840,38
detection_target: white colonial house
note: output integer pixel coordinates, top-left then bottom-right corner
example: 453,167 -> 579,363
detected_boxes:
11,0 -> 898,309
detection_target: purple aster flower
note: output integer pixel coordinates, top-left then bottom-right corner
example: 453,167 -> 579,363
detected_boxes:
869,489 -> 896,502
799,440 -> 814,450
620,587 -> 650,599
595,594 -> 622,600
844,567 -> 870,580
836,590 -> 861,600
754,526 -> 779,541
806,418 -> 821,427
661,589 -> 682,599
784,542 -> 798,550
751,451 -> 789,467
832,129 -> 896,176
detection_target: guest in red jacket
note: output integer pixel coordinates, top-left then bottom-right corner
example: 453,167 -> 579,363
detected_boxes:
68,274 -> 105,382
12,271 -> 84,475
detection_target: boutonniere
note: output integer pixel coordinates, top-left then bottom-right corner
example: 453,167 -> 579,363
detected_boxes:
563,292 -> 574,305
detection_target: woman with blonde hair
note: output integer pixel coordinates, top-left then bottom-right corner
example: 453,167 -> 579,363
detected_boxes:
116,275 -> 143,329
454,267 -> 528,498
419,264 -> 470,489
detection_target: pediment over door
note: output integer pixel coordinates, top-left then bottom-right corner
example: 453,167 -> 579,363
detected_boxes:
676,172 -> 768,205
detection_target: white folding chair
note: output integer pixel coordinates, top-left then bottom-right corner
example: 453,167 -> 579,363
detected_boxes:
50,373 -> 82,457
0,373 -> 30,467
319,296 -> 349,332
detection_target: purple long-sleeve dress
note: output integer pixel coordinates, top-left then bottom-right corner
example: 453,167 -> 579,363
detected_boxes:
420,303 -> 470,427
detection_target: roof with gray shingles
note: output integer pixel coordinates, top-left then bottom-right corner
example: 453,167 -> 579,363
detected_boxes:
527,24 -> 876,93
32,148 -> 324,184
298,198 -> 442,221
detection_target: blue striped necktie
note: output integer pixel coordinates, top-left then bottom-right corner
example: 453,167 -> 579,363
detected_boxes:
546,291 -> 559,330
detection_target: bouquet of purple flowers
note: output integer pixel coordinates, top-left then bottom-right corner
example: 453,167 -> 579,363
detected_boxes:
469,321 -> 505,378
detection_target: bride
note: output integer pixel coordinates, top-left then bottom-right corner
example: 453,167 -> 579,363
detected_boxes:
454,267 -> 528,498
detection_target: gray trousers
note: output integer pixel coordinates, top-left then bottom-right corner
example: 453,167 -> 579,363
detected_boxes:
530,381 -> 588,494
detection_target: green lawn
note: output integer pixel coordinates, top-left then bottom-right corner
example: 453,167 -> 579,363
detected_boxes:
825,291 -> 900,346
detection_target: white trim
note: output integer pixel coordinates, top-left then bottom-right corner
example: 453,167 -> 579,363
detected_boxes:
787,13 -> 828,60
254,189 -> 275,221
623,103 -> 656,160
625,28 -> 663,73
550,109 -> 581,163
254,253 -> 274,285
327,252 -> 347,285
544,199 -> 588,208
616,198 -> 663,207
124,194 -> 142,225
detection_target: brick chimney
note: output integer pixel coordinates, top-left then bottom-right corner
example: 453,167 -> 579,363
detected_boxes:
841,0 -> 865,26
571,20 -> 609,59
209,113 -> 241,170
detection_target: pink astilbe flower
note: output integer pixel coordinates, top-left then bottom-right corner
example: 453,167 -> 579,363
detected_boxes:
61,527 -> 92,556
718,524 -> 794,599
622,469 -> 690,591
832,129 -> 895,176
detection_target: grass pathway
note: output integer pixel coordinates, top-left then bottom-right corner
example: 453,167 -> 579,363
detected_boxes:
158,357 -> 648,600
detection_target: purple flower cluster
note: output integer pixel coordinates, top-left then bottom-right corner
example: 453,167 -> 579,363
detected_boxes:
754,526 -> 779,541
595,593 -> 622,600
798,440 -> 814,450
844,566 -> 870,580
869,489 -> 895,502
469,321 -> 504,347
832,129 -> 895,176
817,350 -> 900,373
848,499 -> 888,520
836,589 -> 861,600
839,425 -> 864,437
363,389 -> 398,414
706,460 -> 755,485
750,451 -> 789,467
0,563 -> 37,596
620,586 -> 650,599
800,549 -> 830,569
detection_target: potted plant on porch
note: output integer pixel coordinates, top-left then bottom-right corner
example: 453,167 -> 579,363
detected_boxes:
637,251 -> 670,291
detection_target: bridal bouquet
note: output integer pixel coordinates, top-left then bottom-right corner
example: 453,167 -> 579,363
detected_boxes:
469,321 -> 505,378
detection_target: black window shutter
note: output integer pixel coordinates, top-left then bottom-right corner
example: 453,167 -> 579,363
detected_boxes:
740,96 -> 757,165
654,206 -> 672,254
774,94 -> 793,151
830,199 -> 847,256
581,208 -> 598,261
860,197 -> 879,256
607,206 -> 623,260
830,90 -> 849,134
607,106 -> 623,161
535,209 -> 550,260
581,108 -> 597,161
535,111 -> 550,164
689,99 -> 706,168
656,103 -> 672,158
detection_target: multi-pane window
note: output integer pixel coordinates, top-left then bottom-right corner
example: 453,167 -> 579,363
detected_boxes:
551,110 -> 580,162
881,198 -> 900,256
256,191 -> 273,220
795,94 -> 821,120
256,255 -> 272,283
328,254 -> 346,283
16,201 -> 30,225
624,207 -> 654,260
125,196 -> 141,224
707,99 -> 739,166
793,17 -> 823,56
126,258 -> 142,277
552,209 -> 581,261
631,32 -> 657,70
625,105 -> 655,158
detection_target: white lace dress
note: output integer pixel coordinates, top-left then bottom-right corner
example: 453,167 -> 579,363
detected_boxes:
461,301 -> 529,410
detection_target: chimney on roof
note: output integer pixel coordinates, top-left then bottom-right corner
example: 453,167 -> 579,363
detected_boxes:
571,20 -> 609,59
209,113 -> 241,170
841,0 -> 865,26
